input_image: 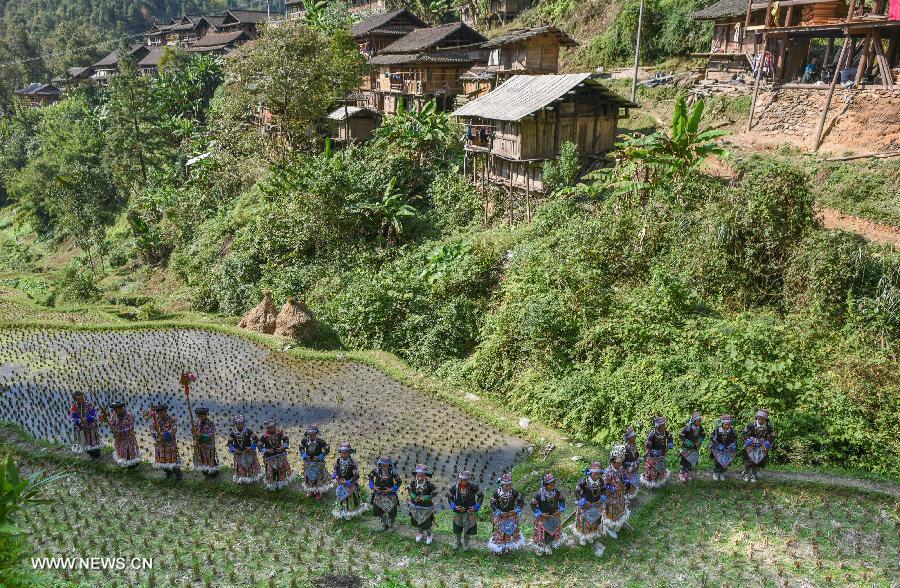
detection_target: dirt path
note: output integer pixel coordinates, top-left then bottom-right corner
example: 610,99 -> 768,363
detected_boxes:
764,469 -> 900,498
817,207 -> 900,246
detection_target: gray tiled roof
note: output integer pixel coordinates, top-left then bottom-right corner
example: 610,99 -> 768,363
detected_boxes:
351,9 -> 427,37
693,0 -> 750,20
483,26 -> 578,49
380,22 -> 485,54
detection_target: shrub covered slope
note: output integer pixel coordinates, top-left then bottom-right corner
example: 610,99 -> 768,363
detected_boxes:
0,23 -> 898,478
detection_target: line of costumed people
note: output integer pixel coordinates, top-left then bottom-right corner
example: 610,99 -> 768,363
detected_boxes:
70,393 -> 776,555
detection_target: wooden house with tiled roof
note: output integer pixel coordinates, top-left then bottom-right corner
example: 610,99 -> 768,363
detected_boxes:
452,74 -> 635,208
285,0 -> 305,20
15,82 -> 63,106
369,22 -> 487,114
352,9 -> 428,57
459,26 -> 578,102
217,10 -> 270,35
92,44 -> 150,83
188,30 -> 253,54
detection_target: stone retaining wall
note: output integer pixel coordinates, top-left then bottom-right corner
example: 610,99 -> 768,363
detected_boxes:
751,86 -> 900,152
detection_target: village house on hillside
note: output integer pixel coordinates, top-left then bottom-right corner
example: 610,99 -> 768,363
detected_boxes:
52,66 -> 94,87
145,15 -> 220,47
14,82 -> 62,106
352,9 -> 428,57
352,9 -> 428,109
368,21 -> 487,114
452,73 -> 635,215
285,0 -> 305,20
347,0 -> 387,14
459,25 -> 577,103
91,44 -> 150,83
694,0 -> 899,86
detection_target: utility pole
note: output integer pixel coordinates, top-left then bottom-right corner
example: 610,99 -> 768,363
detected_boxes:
630,0 -> 645,104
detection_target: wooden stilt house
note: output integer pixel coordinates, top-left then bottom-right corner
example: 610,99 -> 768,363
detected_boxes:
369,22 -> 487,114
452,74 -> 636,198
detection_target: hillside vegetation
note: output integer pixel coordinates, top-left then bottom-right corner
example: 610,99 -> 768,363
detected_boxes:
1,14 -> 899,485
0,0 -> 232,106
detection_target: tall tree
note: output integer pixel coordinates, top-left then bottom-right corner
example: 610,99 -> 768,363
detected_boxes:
215,22 -> 368,157
102,55 -> 168,191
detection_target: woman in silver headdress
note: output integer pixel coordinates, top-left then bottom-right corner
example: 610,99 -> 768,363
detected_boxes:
487,473 -> 525,554
642,416 -> 673,488
602,445 -> 631,539
228,415 -> 262,484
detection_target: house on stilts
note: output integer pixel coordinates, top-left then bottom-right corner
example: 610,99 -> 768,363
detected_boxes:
452,73 -> 636,220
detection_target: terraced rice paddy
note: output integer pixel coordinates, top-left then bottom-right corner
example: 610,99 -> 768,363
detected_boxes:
0,327 -> 526,493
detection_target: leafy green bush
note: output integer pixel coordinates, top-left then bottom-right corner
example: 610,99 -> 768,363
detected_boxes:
52,263 -> 100,304
1,457 -> 64,588
541,141 -> 581,195
784,231 -> 874,319
425,168 -> 482,234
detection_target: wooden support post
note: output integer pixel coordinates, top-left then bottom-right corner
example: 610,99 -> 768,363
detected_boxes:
846,0 -> 857,21
824,37 -> 835,66
744,0 -> 755,29
855,32 -> 871,88
813,33 -> 851,151
747,32 -> 770,130
463,152 -> 467,178
525,166 -> 531,223
872,32 -> 893,88
507,170 -> 514,226
888,32 -> 898,70
776,36 -> 788,82
785,5 -> 794,27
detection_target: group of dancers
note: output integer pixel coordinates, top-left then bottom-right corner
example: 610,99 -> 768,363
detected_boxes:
70,391 -> 776,555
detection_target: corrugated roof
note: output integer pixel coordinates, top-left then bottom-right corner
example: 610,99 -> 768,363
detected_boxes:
693,0 -> 750,20
380,22 -> 485,54
351,9 -> 427,37
452,74 -> 634,121
483,26 -> 578,49
328,106 -> 381,120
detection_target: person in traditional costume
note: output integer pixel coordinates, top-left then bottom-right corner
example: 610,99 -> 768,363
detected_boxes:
530,473 -> 566,555
191,407 -> 220,477
228,415 -> 262,484
70,392 -> 102,457
623,426 -> 640,501
603,445 -> 631,541
742,409 -> 775,482
642,416 -> 673,488
259,418 -> 293,490
446,471 -> 483,551
332,442 -> 365,520
710,413 -> 738,481
407,464 -> 437,545
571,462 -> 606,547
369,456 -> 402,530
300,425 -> 332,498
678,411 -> 705,482
149,404 -> 182,480
487,473 -> 525,555
103,402 -> 141,468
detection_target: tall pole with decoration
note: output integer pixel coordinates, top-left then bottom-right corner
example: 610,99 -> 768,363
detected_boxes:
180,371 -> 199,466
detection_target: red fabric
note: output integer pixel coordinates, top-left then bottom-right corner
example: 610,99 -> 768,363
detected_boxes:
891,0 -> 900,20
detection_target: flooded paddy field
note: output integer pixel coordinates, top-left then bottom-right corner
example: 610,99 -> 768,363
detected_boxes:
0,328 -> 526,494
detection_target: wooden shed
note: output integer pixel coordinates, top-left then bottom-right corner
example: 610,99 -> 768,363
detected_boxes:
452,74 -> 636,195
328,106 -> 382,144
